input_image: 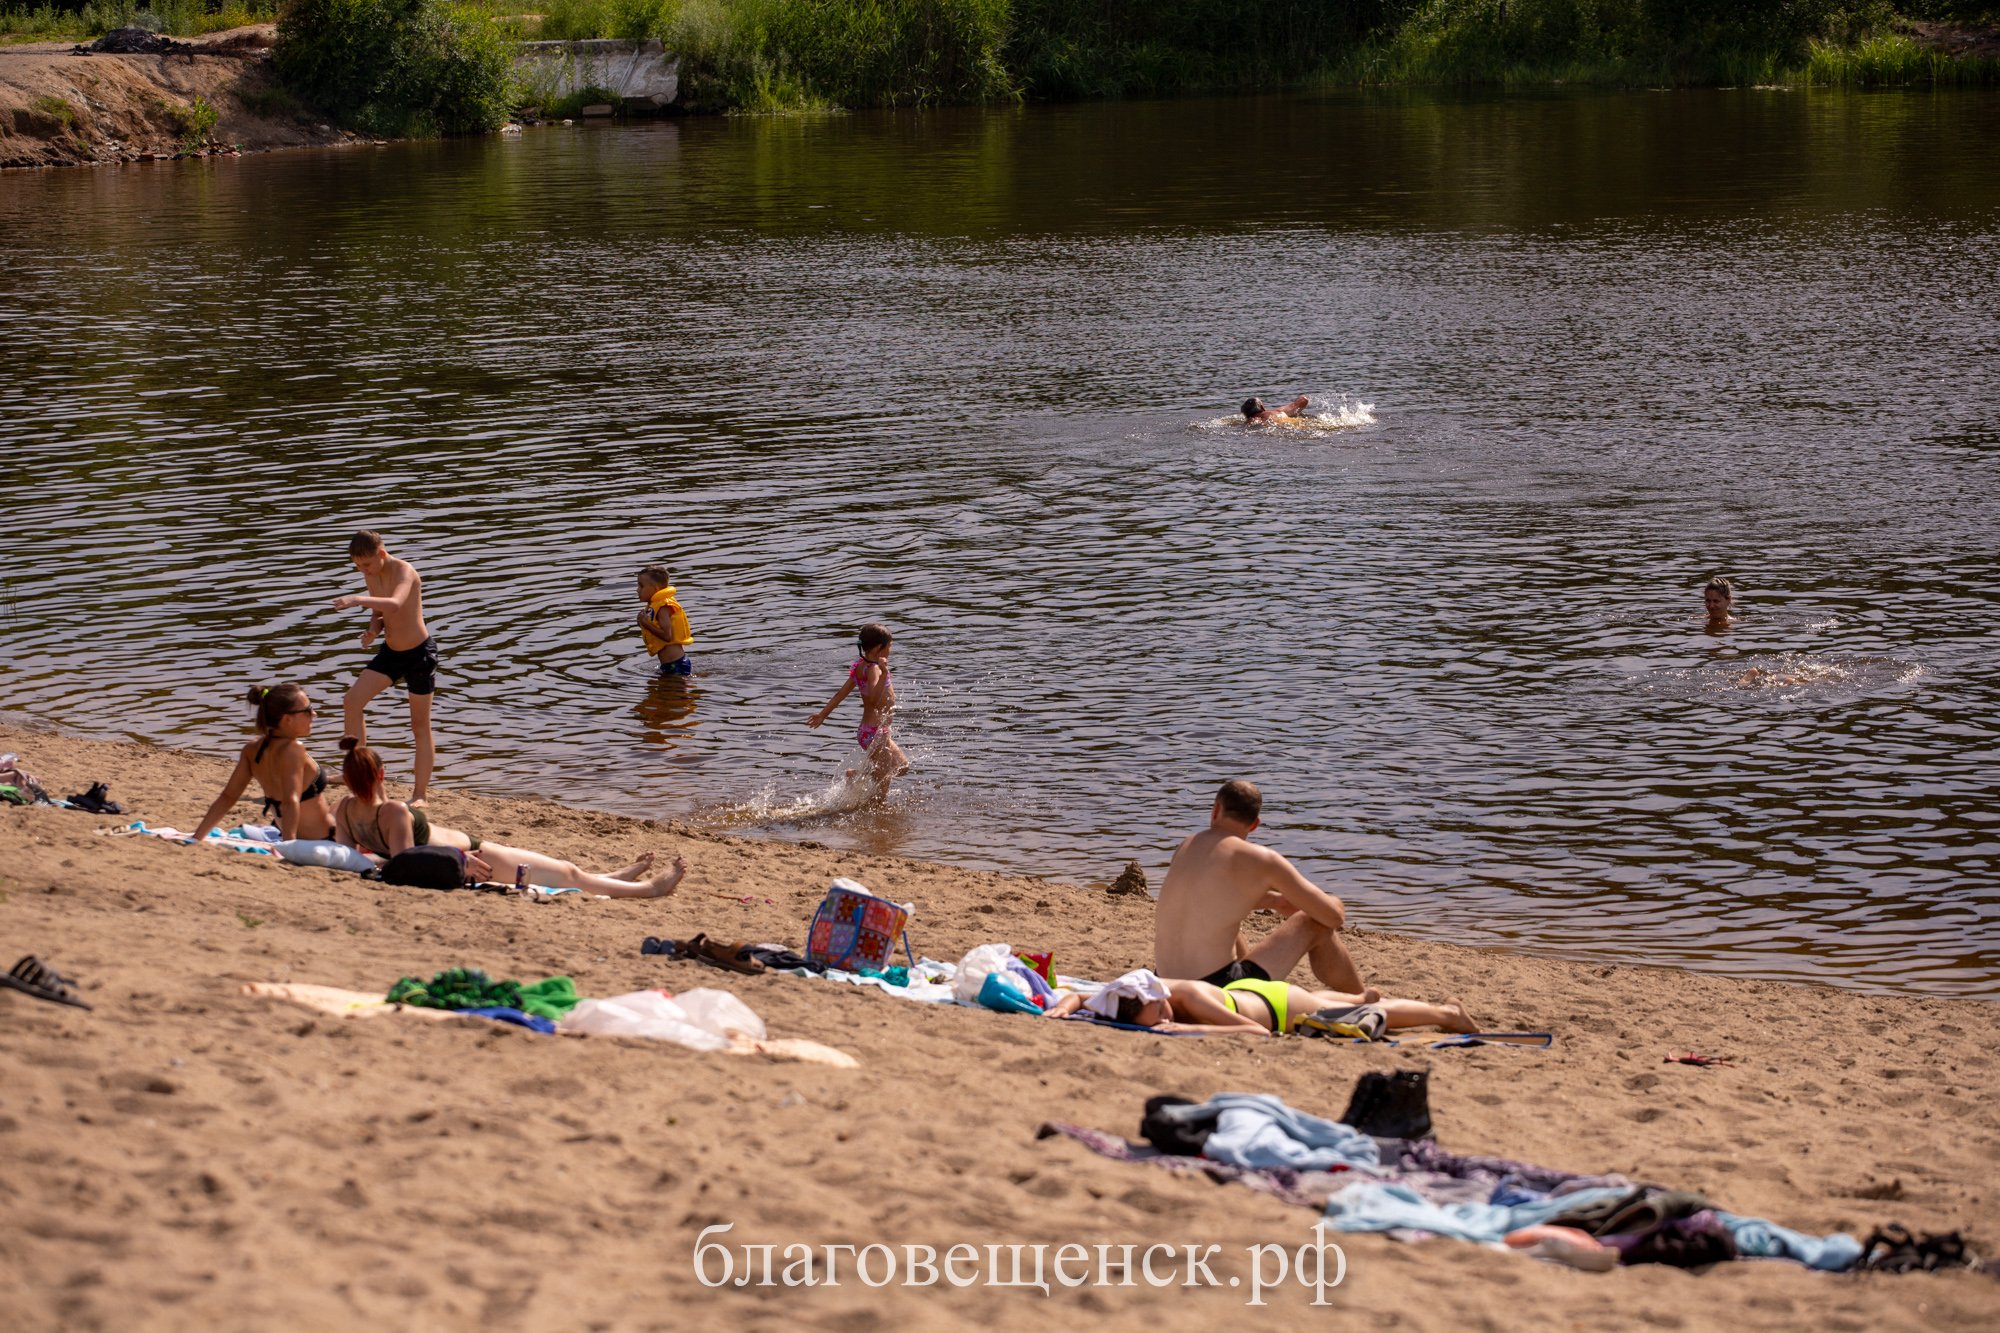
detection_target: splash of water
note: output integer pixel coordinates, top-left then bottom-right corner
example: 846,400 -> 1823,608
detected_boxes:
1197,394 -> 1377,432
1644,652 -> 1924,703
710,749 -> 881,828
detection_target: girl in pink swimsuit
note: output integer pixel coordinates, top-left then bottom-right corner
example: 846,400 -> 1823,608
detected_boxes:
807,622 -> 909,793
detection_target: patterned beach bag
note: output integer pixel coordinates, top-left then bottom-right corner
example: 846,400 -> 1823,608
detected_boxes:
805,878 -> 914,972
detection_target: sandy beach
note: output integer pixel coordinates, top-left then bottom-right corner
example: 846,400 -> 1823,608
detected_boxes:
0,717 -> 1994,1329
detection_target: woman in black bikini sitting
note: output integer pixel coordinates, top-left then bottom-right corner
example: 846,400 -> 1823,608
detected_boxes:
333,745 -> 688,899
191,683 -> 337,843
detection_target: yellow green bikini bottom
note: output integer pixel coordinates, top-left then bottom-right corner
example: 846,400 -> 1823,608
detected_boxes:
1221,977 -> 1291,1032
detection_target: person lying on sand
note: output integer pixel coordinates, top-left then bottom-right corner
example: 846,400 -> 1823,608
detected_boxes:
1155,779 -> 1364,992
189,683 -> 337,843
1241,395 -> 1310,424
333,745 -> 687,899
1044,970 -> 1476,1037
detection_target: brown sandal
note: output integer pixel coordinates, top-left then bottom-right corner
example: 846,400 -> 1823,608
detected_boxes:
687,933 -> 766,975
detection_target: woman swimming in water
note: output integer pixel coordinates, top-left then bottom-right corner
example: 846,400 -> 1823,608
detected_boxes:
332,745 -> 688,898
190,683 -> 337,842
1702,576 -> 1736,630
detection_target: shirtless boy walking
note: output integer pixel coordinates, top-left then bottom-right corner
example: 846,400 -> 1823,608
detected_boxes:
1154,779 -> 1364,993
333,530 -> 438,805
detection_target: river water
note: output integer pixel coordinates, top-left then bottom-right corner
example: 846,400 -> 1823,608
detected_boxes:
3,89 -> 1997,997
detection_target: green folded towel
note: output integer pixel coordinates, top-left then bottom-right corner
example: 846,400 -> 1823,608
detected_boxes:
518,976 -> 580,1020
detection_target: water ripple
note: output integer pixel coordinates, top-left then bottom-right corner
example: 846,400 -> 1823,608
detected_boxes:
3,90 -> 1998,996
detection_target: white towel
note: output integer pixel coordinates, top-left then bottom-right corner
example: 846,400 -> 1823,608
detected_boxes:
1082,968 -> 1170,1020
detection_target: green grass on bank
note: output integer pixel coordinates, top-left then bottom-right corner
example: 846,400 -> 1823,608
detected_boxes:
517,0 -> 2000,104
0,0 -> 274,42
1803,29 -> 2000,83
522,0 -> 1013,109
1320,0 -> 2000,89
7,0 -> 1994,137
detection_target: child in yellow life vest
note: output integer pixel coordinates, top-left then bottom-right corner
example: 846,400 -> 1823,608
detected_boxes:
635,565 -> 694,677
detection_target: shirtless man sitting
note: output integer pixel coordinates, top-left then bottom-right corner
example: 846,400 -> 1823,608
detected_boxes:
1241,395 -> 1310,424
1155,779 -> 1364,993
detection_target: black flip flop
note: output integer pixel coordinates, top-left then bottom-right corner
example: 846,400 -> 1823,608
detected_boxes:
0,955 -> 93,1010
64,783 -> 123,815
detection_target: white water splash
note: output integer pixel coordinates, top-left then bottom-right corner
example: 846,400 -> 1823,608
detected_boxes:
713,749 -> 882,827
1197,394 -> 1377,433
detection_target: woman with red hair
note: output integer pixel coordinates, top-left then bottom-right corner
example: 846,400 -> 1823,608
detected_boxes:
334,746 -> 687,898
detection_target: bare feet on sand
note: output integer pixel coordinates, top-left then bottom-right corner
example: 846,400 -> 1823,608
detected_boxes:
609,851 -> 657,880
636,855 -> 689,899
1440,999 -> 1478,1034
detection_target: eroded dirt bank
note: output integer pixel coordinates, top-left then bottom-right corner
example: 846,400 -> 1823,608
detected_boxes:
0,26 -> 353,169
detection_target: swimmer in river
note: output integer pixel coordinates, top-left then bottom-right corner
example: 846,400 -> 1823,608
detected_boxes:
1703,575 -> 1736,631
1730,659 -> 1846,689
1241,395 -> 1310,424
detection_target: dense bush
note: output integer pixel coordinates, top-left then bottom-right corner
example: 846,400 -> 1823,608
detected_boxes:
14,0 -> 1985,133
272,0 -> 513,135
1326,0 -> 1936,84
535,0 -> 677,42
661,0 -> 1011,108
1005,0 -> 1401,98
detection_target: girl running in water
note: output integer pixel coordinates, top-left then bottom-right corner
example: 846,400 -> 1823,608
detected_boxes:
807,622 -> 908,796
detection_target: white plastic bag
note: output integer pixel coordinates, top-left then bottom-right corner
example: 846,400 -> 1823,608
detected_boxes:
675,988 -> 767,1041
953,943 -> 1016,1005
558,990 -> 730,1051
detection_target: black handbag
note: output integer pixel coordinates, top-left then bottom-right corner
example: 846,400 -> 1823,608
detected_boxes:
378,845 -> 468,889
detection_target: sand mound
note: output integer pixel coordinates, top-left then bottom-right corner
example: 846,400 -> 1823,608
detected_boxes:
0,26 -> 352,169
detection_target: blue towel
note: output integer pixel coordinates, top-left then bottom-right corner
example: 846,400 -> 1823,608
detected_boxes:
460,1006 -> 556,1034
1199,1092 -> 1382,1171
1715,1211 -> 1864,1271
1323,1180 -> 1636,1244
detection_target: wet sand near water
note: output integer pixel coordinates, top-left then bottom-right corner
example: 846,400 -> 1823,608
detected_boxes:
1,720 -> 1996,1328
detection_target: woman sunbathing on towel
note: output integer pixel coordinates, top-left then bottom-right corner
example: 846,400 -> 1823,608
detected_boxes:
190,683 -> 338,843
1044,970 -> 1477,1037
333,745 -> 689,899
